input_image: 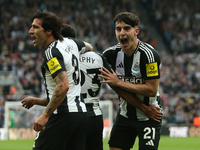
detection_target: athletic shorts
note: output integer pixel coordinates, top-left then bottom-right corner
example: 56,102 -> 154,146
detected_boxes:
33,112 -> 88,150
109,114 -> 162,150
85,115 -> 103,150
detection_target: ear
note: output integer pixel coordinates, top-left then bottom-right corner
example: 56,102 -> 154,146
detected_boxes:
135,28 -> 140,35
46,30 -> 52,35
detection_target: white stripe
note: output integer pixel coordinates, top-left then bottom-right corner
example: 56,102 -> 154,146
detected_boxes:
47,49 -> 51,60
115,50 -> 124,75
140,45 -> 151,62
140,43 -> 155,63
49,47 -> 53,58
150,140 -> 154,146
45,49 -> 49,60
140,43 -> 153,63
144,44 -> 154,62
49,43 -> 53,58
45,48 -> 53,61
45,42 -> 55,60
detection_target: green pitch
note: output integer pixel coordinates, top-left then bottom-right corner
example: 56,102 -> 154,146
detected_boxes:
0,136 -> 200,150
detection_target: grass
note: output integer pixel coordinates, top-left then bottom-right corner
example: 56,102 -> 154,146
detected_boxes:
0,136 -> 200,150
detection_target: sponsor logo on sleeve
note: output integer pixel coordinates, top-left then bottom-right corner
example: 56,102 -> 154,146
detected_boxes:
146,62 -> 158,77
47,57 -> 62,74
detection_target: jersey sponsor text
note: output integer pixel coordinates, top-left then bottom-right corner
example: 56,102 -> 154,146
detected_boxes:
118,75 -> 143,84
79,56 -> 95,64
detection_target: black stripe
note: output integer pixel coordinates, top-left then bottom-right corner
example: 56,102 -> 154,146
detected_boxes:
126,103 -> 137,120
75,95 -> 83,112
86,103 -> 96,116
143,96 -> 149,106
57,96 -> 69,113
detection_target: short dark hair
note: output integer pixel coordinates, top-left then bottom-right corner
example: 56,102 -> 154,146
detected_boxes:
61,24 -> 76,38
113,12 -> 140,27
31,10 -> 63,41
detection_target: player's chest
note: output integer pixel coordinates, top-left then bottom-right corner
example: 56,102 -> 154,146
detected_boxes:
115,51 -> 141,76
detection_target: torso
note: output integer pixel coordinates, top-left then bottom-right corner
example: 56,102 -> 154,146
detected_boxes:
80,51 -> 110,116
41,38 -> 87,114
103,41 -> 161,121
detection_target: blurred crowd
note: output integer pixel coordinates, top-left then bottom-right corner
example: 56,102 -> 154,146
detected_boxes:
142,0 -> 200,53
0,0 -> 200,128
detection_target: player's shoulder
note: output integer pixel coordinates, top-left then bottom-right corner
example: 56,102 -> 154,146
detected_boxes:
44,41 -> 61,59
138,40 -> 159,55
137,40 -> 160,63
103,43 -> 121,54
62,37 -> 76,46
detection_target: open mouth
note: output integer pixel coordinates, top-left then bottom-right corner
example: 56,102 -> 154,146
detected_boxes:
120,38 -> 128,45
32,36 -> 36,43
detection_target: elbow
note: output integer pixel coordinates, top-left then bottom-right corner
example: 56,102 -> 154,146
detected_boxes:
63,84 -> 69,93
59,84 -> 69,95
148,90 -> 157,97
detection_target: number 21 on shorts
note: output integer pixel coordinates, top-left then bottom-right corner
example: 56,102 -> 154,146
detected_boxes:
144,127 -> 155,140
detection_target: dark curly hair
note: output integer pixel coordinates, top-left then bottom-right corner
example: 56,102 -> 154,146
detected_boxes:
31,10 -> 63,41
113,12 -> 140,27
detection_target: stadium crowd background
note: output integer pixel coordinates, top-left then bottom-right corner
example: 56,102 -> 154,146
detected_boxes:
0,0 -> 200,128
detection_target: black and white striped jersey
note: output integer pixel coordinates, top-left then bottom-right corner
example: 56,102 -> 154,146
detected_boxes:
41,38 -> 87,114
103,40 -> 161,121
80,51 -> 110,116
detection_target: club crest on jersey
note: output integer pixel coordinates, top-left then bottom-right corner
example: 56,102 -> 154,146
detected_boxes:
47,57 -> 62,74
132,62 -> 139,71
146,62 -> 158,77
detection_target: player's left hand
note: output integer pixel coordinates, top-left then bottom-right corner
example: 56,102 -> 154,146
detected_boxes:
144,105 -> 162,122
98,66 -> 120,86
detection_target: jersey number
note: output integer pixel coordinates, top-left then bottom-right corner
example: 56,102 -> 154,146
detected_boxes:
144,127 -> 155,140
72,54 -> 80,85
81,68 -> 101,98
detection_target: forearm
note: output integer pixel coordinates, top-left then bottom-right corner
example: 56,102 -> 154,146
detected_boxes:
33,97 -> 47,106
110,85 -> 149,113
43,85 -> 67,116
116,79 -> 159,97
117,80 -> 151,97
99,67 -> 159,97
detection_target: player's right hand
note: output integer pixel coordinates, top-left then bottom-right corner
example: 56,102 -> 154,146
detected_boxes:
33,112 -> 49,131
21,96 -> 35,109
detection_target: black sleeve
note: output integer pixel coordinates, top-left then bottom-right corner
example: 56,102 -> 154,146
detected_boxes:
140,49 -> 160,80
102,49 -> 117,71
98,53 -> 112,73
43,47 -> 66,79
72,39 -> 86,52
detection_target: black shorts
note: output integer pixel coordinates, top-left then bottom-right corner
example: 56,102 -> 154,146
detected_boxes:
33,112 -> 88,150
85,115 -> 103,150
109,114 -> 162,150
